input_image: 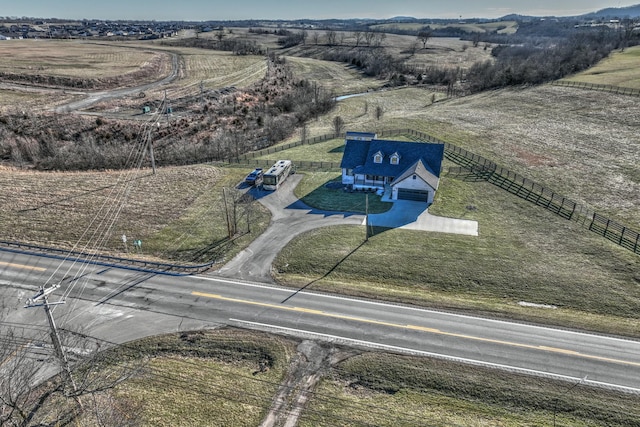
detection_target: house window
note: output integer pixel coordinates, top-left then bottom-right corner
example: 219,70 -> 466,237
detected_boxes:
390,152 -> 400,165
374,151 -> 383,163
412,175 -> 417,180
345,168 -> 353,176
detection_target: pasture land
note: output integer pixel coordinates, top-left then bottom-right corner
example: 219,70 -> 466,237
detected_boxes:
0,40 -> 163,80
561,45 -> 640,88
129,43 -> 267,102
372,20 -> 519,35
286,57 -> 383,96
281,84 -> 639,230
0,165 -> 270,264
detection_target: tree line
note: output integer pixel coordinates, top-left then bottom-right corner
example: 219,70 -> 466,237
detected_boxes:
0,55 -> 335,171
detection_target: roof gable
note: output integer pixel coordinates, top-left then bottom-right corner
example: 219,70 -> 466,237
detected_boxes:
390,159 -> 440,189
341,135 -> 445,179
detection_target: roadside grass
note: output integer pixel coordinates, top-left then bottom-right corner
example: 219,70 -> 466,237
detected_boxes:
274,173 -> 640,336
561,45 -> 640,88
300,352 -> 640,427
0,165 -> 270,264
85,329 -> 296,427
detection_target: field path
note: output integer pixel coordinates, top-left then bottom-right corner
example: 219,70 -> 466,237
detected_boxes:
53,52 -> 179,113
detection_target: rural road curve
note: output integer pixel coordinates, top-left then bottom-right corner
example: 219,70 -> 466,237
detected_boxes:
53,51 -> 180,113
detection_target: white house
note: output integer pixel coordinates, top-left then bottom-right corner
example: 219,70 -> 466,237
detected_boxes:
340,132 -> 444,203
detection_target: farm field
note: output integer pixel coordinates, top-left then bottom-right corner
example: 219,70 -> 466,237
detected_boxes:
0,165 -> 271,263
0,39 -> 163,80
0,39 -> 267,114
278,82 -> 640,231
561,45 -> 640,88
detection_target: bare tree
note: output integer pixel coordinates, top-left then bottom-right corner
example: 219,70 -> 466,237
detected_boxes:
375,105 -> 384,121
364,29 -> 375,46
353,30 -> 363,47
338,31 -> 347,46
373,32 -> 386,47
311,32 -> 320,45
216,27 -> 225,42
408,41 -> 419,56
332,116 -> 345,136
417,29 -> 432,49
325,29 -> 337,46
0,296 -> 144,427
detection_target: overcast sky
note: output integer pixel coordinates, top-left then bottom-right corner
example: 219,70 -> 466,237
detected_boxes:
2,0 -> 635,21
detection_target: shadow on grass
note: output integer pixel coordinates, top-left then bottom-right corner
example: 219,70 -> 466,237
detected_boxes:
281,240 -> 368,304
298,177 -> 392,215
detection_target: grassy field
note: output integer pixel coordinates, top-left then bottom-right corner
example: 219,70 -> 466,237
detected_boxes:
82,329 -> 296,427
372,20 -> 519,35
300,352 -> 640,426
0,164 -> 271,264
0,39 -> 162,79
274,171 -> 640,336
286,56 -> 384,96
137,44 -> 267,102
70,330 -> 640,427
561,45 -> 640,88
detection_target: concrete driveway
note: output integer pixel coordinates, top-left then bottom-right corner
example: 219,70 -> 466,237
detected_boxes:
367,199 -> 478,236
214,174 -> 478,282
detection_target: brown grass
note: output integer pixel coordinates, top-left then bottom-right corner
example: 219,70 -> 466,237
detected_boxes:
0,39 -> 167,80
0,164 -> 241,260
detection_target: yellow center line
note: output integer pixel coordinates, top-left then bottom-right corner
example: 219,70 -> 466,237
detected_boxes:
191,291 -> 640,368
0,261 -> 47,272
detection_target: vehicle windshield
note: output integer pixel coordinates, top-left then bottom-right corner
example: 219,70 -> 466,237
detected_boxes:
263,175 -> 276,185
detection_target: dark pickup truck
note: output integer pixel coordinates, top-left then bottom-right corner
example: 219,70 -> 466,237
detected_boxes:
245,168 -> 264,186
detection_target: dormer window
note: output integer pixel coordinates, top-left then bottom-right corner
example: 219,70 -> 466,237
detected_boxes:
373,151 -> 384,164
390,152 -> 400,165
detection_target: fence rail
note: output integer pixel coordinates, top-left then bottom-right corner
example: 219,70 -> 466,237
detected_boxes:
0,240 -> 214,275
552,80 -> 640,97
403,129 -> 640,256
229,127 -> 639,255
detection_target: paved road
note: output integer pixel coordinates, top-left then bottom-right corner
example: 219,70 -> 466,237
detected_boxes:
2,252 -> 640,393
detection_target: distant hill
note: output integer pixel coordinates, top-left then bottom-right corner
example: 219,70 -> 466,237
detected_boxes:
584,4 -> 640,18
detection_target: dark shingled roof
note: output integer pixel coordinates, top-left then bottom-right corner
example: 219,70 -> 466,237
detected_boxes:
340,138 -> 444,179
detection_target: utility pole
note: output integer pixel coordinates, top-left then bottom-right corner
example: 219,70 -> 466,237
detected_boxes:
148,130 -> 156,175
365,193 -> 369,242
25,285 -> 83,409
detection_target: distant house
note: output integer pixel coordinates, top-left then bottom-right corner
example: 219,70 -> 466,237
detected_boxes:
340,131 -> 444,203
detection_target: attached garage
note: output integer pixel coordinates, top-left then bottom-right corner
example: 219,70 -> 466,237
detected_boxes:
397,188 -> 430,202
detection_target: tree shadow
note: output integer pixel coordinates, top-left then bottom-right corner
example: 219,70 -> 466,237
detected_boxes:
280,240 -> 367,304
